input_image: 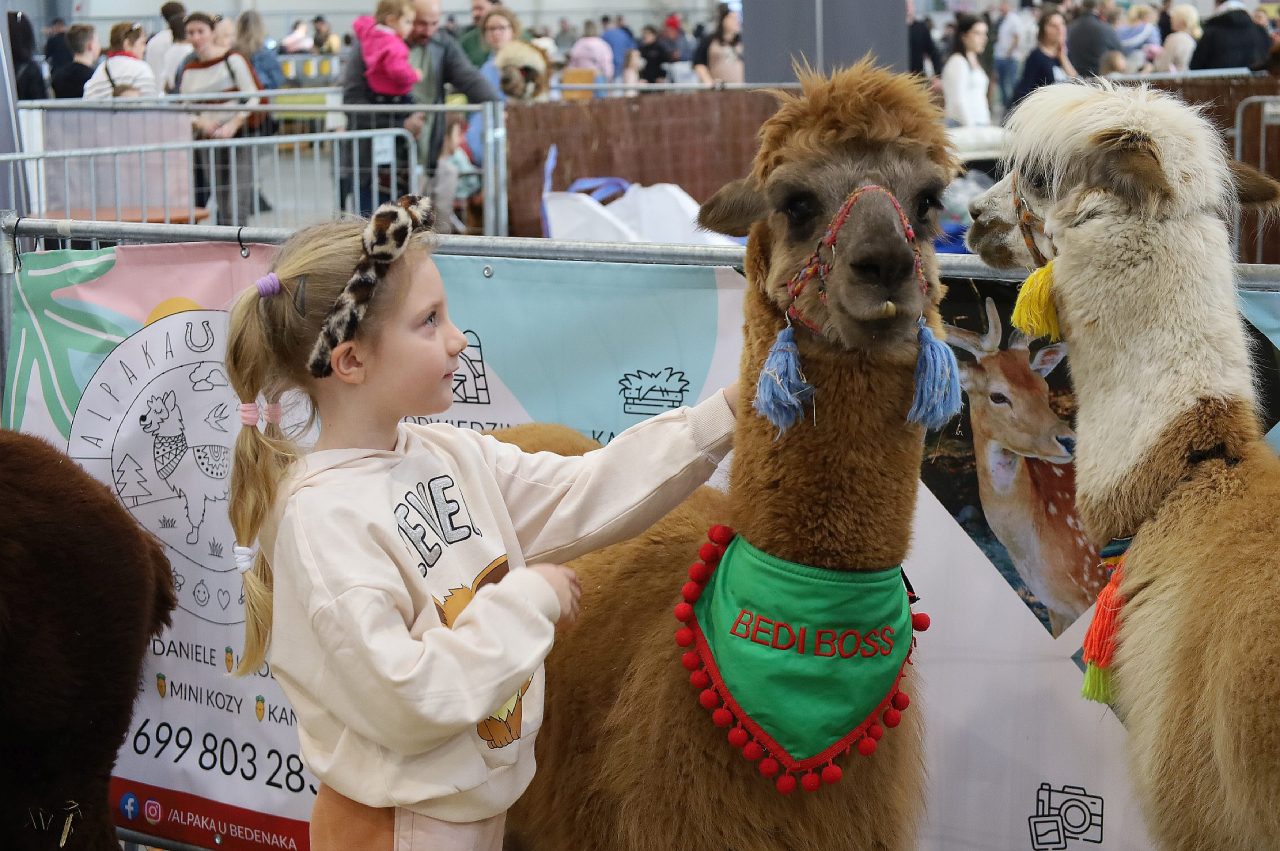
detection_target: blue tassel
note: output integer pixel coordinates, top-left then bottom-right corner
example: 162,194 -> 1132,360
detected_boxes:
753,325 -> 813,435
907,317 -> 963,431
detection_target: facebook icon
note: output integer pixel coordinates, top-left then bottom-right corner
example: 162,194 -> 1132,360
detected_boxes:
120,793 -> 139,821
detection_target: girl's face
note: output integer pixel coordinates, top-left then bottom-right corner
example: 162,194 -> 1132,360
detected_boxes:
389,11 -> 413,40
722,12 -> 740,36
962,22 -> 988,55
186,22 -> 212,55
361,255 -> 469,420
483,15 -> 514,50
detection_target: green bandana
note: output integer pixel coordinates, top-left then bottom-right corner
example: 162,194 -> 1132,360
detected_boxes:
675,526 -> 925,794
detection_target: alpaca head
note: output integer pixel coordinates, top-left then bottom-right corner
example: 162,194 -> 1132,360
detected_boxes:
967,80 -> 1280,269
699,61 -> 961,356
139,390 -> 181,436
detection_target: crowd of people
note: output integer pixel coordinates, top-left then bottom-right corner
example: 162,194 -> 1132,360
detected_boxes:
913,0 -> 1278,127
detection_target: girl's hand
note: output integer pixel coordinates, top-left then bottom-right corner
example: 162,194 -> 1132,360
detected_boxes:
194,118 -> 220,137
529,563 -> 581,628
212,120 -> 241,139
722,382 -> 740,417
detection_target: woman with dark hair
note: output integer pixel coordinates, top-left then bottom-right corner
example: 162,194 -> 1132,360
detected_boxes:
8,11 -> 49,100
693,4 -> 743,85
1010,10 -> 1077,110
942,13 -> 992,127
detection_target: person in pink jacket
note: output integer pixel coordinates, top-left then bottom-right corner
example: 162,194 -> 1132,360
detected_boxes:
353,0 -> 421,101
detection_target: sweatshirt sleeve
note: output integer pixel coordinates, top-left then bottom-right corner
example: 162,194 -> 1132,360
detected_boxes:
469,390 -> 735,564
293,521 -> 560,756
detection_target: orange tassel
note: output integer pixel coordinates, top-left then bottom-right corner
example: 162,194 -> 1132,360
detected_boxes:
1082,558 -> 1125,669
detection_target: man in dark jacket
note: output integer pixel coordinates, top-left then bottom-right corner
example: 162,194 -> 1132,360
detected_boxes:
1189,0 -> 1271,70
906,0 -> 943,78
342,0 -> 498,213
1067,0 -> 1123,77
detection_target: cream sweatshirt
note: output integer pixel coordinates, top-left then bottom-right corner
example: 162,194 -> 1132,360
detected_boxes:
264,392 -> 735,822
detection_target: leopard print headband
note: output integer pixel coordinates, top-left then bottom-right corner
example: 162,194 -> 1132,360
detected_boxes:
307,195 -> 436,378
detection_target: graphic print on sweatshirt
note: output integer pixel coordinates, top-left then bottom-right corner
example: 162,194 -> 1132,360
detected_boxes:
434,555 -> 533,750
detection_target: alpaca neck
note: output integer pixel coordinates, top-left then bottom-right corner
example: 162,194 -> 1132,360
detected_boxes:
728,286 -> 924,570
1053,212 -> 1261,542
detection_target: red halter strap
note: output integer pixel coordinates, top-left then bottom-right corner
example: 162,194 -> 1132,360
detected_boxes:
784,185 -> 928,334
1011,173 -> 1052,268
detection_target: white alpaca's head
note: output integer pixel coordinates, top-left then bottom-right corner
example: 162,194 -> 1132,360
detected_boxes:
966,81 -> 1280,268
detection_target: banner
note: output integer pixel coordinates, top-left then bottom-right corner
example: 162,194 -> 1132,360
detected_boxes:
7,243 -> 1280,851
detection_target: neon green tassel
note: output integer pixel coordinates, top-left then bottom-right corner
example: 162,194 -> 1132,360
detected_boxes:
1011,261 -> 1061,342
1081,663 -> 1113,705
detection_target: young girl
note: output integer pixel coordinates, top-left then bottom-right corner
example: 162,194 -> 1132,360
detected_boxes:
353,0 -> 421,103
225,196 -> 738,850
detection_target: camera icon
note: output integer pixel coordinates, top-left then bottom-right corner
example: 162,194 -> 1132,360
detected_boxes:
1028,782 -> 1104,850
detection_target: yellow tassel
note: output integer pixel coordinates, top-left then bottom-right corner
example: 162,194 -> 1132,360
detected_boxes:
1011,261 -> 1061,342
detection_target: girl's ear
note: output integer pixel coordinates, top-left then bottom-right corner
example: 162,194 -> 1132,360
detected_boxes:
329,341 -> 366,385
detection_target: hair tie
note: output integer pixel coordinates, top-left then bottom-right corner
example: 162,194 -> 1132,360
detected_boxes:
233,544 -> 258,574
256,272 -> 282,297
239,401 -> 283,427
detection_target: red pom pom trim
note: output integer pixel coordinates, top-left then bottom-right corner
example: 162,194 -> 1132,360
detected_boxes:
883,708 -> 902,728
857,737 -> 877,756
675,602 -> 694,623
801,772 -> 821,793
699,689 -> 720,710
689,670 -> 710,689
712,708 -> 734,727
758,757 -> 780,777
688,561 -> 711,583
728,727 -> 750,748
821,764 -> 843,785
776,774 -> 797,795
743,741 -> 764,761
868,724 -> 884,741
681,581 -> 702,603
681,650 -> 700,670
892,691 -> 910,711
912,611 -> 931,632
709,525 -> 735,546
675,627 -> 694,647
698,542 -> 722,564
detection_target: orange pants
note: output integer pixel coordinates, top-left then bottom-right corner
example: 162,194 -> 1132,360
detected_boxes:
310,784 -> 507,851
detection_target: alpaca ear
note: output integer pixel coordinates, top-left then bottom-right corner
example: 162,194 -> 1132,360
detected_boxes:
698,177 -> 767,237
1083,129 -> 1171,209
1229,160 -> 1280,211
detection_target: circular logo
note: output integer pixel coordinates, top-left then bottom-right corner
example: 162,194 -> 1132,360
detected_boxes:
119,792 -> 139,821
70,311 -> 244,624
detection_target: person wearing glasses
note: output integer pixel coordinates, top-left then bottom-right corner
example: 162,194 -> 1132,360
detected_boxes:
83,22 -> 158,99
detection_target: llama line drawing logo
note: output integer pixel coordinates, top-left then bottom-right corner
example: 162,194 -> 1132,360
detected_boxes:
619,367 -> 689,415
69,310 -> 245,625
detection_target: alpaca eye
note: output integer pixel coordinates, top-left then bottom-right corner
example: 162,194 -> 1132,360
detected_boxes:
916,194 -> 942,219
780,193 -> 819,226
989,392 -> 1011,406
1025,172 -> 1048,194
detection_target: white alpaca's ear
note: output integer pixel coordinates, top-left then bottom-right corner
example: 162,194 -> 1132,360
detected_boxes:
1229,160 -> 1280,212
698,177 -> 768,237
1082,129 -> 1171,211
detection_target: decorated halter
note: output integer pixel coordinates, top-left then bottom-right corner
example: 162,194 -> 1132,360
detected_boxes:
754,184 -> 962,435
674,525 -> 931,795
1008,173 -> 1062,343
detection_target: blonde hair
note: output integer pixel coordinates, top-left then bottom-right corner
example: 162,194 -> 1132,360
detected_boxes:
235,10 -> 267,57
375,0 -> 413,25
1170,4 -> 1201,39
1127,4 -> 1156,24
227,219 -> 429,674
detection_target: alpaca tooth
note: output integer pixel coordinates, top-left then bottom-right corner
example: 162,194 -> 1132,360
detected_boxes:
879,301 -> 897,319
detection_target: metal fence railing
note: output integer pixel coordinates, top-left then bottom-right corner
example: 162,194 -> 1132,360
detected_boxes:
0,128 -> 420,229
15,100 -> 507,236
1234,95 -> 1280,264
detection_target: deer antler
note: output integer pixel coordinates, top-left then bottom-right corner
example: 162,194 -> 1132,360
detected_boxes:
943,297 -> 1003,357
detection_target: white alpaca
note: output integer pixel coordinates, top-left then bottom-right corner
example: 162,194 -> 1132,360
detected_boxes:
966,80 -> 1280,851
139,390 -> 230,544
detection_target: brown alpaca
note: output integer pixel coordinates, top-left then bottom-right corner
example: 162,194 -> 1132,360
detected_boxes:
0,430 -> 176,851
505,61 -> 959,851
966,81 -> 1280,850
